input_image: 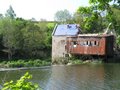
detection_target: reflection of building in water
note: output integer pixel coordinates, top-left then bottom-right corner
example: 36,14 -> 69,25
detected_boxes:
47,65 -> 105,90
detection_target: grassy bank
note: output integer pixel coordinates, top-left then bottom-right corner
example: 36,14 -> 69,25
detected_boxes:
68,59 -> 103,65
0,57 -> 104,68
0,59 -> 51,68
52,57 -> 103,65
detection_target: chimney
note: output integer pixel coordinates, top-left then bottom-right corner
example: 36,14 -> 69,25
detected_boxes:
67,24 -> 71,29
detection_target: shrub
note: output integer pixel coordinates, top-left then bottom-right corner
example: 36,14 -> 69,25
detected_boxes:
25,60 -> 34,67
2,72 -> 40,90
0,59 -> 51,68
33,59 -> 42,67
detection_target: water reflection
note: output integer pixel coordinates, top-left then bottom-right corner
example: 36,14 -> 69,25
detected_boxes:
1,64 -> 120,90
0,67 -> 52,90
48,65 -> 105,90
103,64 -> 120,90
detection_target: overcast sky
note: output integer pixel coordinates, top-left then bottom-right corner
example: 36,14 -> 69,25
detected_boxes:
0,0 -> 89,21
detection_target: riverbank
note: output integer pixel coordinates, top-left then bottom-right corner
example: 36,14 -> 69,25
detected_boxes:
0,59 -> 51,68
0,66 -> 51,71
52,58 -> 103,66
68,59 -> 103,65
0,56 -> 119,68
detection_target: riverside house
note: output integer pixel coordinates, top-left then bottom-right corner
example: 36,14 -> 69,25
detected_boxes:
52,24 -> 114,61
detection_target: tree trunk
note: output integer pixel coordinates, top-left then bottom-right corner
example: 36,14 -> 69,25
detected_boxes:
8,48 -> 12,60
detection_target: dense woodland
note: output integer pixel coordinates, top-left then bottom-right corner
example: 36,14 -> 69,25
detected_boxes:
0,6 -> 55,60
1,0 -> 120,60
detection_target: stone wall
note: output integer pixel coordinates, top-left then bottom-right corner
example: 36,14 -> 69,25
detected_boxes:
52,36 -> 67,62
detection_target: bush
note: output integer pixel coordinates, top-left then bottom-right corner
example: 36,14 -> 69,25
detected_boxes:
25,60 -> 34,67
0,59 -> 51,68
33,59 -> 42,67
7,61 -> 24,68
2,72 -> 40,90
70,60 -> 83,64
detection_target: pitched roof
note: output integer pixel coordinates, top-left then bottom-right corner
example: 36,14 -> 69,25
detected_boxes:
52,24 -> 79,36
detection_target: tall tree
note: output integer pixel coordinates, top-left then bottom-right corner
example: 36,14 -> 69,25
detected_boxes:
54,9 -> 72,23
0,17 -> 25,59
0,18 -> 17,59
0,14 -> 4,19
22,21 -> 46,58
76,0 -> 119,33
77,6 -> 103,33
5,5 -> 16,19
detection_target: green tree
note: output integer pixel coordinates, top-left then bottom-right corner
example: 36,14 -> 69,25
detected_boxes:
45,23 -> 55,48
54,9 -> 72,23
5,5 -> 16,19
22,21 -> 46,58
77,6 -> 103,33
0,15 -> 27,59
0,4 -> 55,59
30,17 -> 36,22
0,14 -> 4,19
0,18 -> 22,59
76,0 -> 119,33
72,12 -> 84,25
111,5 -> 120,34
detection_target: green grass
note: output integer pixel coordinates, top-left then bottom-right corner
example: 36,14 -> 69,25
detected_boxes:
47,22 -> 55,28
35,21 -> 55,28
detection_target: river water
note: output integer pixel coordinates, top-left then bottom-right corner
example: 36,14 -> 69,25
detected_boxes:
0,64 -> 120,90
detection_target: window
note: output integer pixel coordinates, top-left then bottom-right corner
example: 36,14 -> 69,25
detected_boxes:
79,41 -> 99,46
96,41 -> 99,46
71,41 -> 77,48
94,41 -> 99,46
73,41 -> 77,47
84,41 -> 89,46
87,41 -> 91,46
94,41 -> 96,45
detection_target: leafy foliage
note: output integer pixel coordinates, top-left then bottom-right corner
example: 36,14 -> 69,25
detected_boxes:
0,59 -> 51,68
0,6 -> 55,59
2,72 -> 40,90
77,6 -> 103,33
54,9 -> 72,23
76,0 -> 120,46
76,0 -> 120,34
111,6 -> 120,35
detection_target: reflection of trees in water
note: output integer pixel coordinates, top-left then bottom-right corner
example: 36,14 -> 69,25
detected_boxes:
1,65 -> 120,90
0,71 -> 10,85
104,64 -> 120,90
29,68 -> 52,90
0,70 -> 22,89
48,65 -> 105,90
0,68 -> 52,90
